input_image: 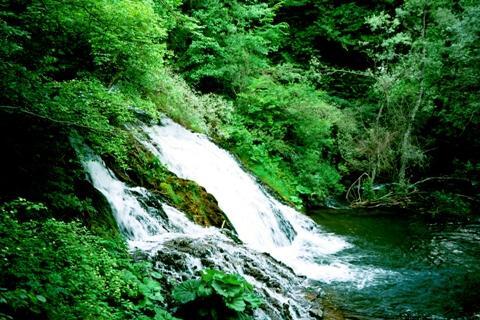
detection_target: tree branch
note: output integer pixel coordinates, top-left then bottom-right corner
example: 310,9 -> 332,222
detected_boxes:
319,66 -> 374,78
0,105 -> 111,132
412,176 -> 471,186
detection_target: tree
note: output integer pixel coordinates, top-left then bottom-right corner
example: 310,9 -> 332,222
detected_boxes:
169,0 -> 286,95
361,0 -> 442,186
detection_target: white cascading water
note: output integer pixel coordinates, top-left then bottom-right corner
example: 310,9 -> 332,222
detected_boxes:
71,118 -> 391,318
79,155 -> 166,240
141,118 -> 387,284
72,140 -> 319,319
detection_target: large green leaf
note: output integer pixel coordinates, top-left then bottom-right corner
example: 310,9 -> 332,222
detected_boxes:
211,278 -> 243,298
172,279 -> 200,304
244,293 -> 262,308
197,283 -> 213,297
200,268 -> 220,282
225,297 -> 247,312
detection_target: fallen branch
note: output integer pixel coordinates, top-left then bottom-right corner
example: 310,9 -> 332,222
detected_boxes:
346,172 -> 370,203
412,176 -> 471,186
318,66 -> 374,78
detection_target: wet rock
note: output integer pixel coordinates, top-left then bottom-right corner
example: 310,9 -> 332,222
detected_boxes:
309,308 -> 323,319
128,106 -> 156,123
103,135 -> 236,232
147,235 -> 320,319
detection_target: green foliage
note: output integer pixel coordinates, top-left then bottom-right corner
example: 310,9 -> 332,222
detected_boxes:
278,0 -> 387,59
151,68 -> 234,139
172,269 -> 262,320
0,199 -> 177,320
226,68 -> 351,205
0,0 -> 182,164
429,192 -> 471,217
275,1 -> 390,100
429,2 -> 480,162
43,79 -> 137,163
170,0 -> 286,94
1,0 -> 171,93
359,0 -> 479,187
0,198 -> 48,220
1,0 -> 477,215
253,0 -> 478,208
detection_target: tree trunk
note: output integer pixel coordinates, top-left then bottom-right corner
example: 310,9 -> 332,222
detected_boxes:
398,9 -> 427,185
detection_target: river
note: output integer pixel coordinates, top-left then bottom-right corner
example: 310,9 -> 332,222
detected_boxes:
310,209 -> 480,319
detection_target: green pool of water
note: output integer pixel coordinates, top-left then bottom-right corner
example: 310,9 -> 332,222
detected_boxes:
310,209 -> 480,319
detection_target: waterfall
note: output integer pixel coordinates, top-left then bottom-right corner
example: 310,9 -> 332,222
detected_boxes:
73,139 -> 320,319
78,153 -> 166,241
140,118 -> 385,284
72,118 -> 390,319
140,121 -> 298,250
71,122 -> 480,319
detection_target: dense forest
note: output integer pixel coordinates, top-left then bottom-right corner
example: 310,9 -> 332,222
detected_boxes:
1,0 -> 479,319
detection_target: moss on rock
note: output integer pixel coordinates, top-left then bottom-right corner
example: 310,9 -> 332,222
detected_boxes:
104,135 -> 235,231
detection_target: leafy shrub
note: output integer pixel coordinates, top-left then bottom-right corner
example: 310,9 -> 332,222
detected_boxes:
430,191 -> 471,216
226,71 -> 350,206
171,0 -> 286,95
152,68 -> 234,139
0,0 -> 176,167
0,199 -> 177,320
172,269 -> 262,320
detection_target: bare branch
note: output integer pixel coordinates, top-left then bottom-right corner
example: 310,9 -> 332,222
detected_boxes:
0,105 -> 111,132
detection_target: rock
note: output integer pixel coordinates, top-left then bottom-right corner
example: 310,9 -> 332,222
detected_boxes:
103,134 -> 236,232
149,235 -> 322,319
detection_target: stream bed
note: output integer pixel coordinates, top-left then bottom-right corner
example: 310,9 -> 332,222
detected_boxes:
309,209 -> 480,319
